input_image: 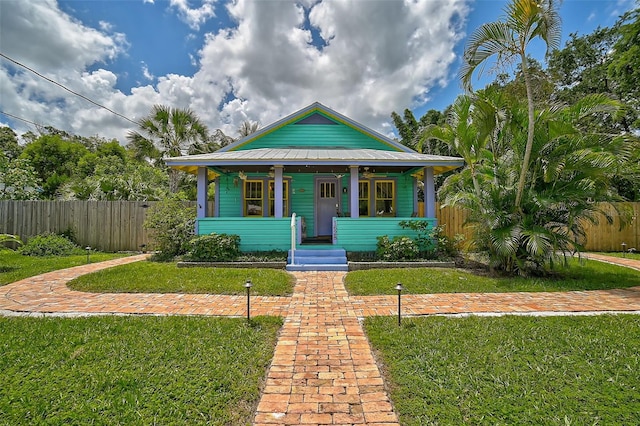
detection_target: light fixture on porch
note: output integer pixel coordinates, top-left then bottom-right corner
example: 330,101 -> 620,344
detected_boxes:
238,171 -> 247,180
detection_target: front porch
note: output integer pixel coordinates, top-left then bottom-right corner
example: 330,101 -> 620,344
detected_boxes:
197,216 -> 436,252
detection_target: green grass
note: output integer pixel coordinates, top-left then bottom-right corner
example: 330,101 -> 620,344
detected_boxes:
365,314 -> 640,425
68,261 -> 295,296
0,315 -> 282,425
345,258 -> 640,295
0,250 -> 129,286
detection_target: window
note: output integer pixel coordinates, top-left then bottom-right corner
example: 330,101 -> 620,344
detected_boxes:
358,181 -> 369,216
375,181 -> 395,217
268,180 -> 289,216
319,181 -> 336,199
244,180 -> 263,216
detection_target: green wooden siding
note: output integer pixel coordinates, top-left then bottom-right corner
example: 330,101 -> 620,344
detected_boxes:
215,172 -> 417,229
234,123 -> 398,151
197,218 -> 292,251
334,217 -> 436,252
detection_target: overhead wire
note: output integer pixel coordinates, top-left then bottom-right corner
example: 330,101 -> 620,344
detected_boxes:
0,52 -> 138,126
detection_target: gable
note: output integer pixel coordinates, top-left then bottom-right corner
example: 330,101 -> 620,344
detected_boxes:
224,103 -> 410,153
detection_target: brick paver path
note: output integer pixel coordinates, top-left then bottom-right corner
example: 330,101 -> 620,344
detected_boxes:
254,271 -> 399,425
2,253 -> 640,425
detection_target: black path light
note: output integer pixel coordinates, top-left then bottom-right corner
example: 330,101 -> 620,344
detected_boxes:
244,279 -> 253,322
395,282 -> 404,326
85,246 -> 91,264
622,242 -> 627,258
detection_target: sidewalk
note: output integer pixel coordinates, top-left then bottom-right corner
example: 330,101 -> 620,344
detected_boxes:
2,253 -> 640,425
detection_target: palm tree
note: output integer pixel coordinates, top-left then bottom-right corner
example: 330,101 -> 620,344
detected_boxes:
460,0 -> 561,209
437,93 -> 632,274
127,105 -> 208,192
238,120 -> 259,138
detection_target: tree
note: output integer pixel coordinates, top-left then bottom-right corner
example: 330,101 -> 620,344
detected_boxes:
19,135 -> 88,198
608,7 -> 640,129
0,153 -> 42,200
127,105 -> 209,192
61,156 -> 169,201
238,120 -> 259,138
436,91 -> 633,274
0,127 -> 22,160
460,0 -> 562,209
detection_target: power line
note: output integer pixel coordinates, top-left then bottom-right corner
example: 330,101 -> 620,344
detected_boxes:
0,110 -> 40,127
0,52 -> 138,126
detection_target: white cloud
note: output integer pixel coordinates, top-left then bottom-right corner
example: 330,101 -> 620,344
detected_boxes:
169,0 -> 217,30
141,63 -> 155,81
0,0 -> 471,144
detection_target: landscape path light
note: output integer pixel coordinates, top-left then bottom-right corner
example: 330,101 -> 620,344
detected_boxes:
395,283 -> 404,326
244,279 -> 253,322
622,242 -> 627,258
85,246 -> 91,264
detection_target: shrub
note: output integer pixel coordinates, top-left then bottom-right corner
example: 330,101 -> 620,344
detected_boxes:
19,233 -> 81,256
398,220 -> 462,259
1,234 -> 23,251
144,196 -> 195,261
376,235 -> 419,261
186,233 -> 241,261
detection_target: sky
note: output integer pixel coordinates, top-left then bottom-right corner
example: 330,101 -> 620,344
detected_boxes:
0,0 -> 636,144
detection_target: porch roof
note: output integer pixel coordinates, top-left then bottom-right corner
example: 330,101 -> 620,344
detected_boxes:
166,148 -> 464,176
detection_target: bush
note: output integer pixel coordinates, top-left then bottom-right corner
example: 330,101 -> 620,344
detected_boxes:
19,233 -> 81,256
186,233 -> 241,261
376,235 -> 419,261
144,196 -> 195,261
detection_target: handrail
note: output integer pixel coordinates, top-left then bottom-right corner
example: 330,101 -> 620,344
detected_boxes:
290,212 -> 297,265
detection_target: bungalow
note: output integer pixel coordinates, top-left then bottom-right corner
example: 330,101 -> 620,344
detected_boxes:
166,102 -> 463,270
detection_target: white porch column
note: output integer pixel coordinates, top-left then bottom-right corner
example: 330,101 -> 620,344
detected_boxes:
197,167 -> 209,219
274,165 -> 284,218
349,165 -> 359,218
423,167 -> 435,218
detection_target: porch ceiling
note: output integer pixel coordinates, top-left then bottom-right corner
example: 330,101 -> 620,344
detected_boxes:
166,148 -> 464,176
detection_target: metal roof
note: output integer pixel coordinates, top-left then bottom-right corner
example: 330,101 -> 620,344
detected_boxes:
167,148 -> 463,166
165,148 -> 464,176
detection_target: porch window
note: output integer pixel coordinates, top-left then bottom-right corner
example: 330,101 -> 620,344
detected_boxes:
320,181 -> 336,199
244,180 -> 263,216
375,180 -> 395,217
358,181 -> 369,216
268,180 -> 289,216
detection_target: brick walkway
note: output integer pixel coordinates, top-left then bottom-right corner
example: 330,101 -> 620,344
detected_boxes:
254,272 -> 398,425
2,254 -> 640,425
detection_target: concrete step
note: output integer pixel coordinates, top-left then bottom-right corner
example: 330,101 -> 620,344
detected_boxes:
286,263 -> 349,272
287,248 -> 348,271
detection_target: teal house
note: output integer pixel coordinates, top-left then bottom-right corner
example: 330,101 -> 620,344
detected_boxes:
166,102 -> 463,270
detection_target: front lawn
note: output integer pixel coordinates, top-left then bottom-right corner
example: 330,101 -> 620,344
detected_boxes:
68,261 -> 295,296
0,250 -> 129,286
0,315 -> 282,425
345,258 -> 640,295
365,314 -> 640,425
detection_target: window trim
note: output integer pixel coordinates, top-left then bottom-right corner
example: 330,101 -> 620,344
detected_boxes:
242,177 -> 291,217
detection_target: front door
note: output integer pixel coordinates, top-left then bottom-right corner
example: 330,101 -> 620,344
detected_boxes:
315,178 -> 339,236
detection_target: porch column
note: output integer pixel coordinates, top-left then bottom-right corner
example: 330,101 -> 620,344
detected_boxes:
274,165 -> 284,218
423,167 -> 435,218
213,177 -> 220,217
197,167 -> 209,219
349,166 -> 359,218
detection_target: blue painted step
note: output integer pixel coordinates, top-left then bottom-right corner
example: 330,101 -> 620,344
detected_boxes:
286,248 -> 348,272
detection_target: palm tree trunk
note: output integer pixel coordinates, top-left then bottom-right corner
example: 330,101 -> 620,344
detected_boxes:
515,52 -> 536,210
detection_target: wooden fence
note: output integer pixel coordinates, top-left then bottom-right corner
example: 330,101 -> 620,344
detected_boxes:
1,201 -> 638,253
436,202 -> 640,253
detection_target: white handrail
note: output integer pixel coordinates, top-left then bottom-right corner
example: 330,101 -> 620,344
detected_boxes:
290,212 -> 297,265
